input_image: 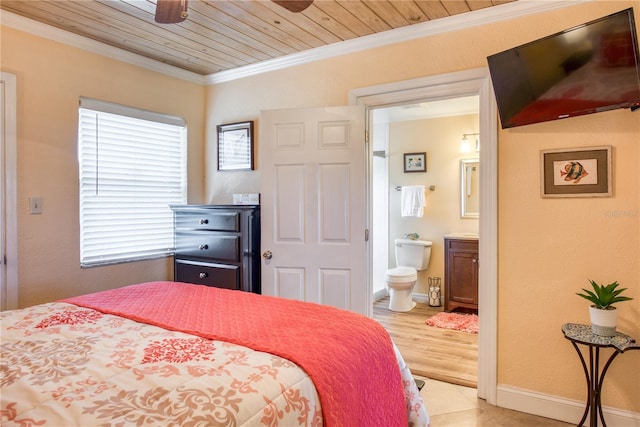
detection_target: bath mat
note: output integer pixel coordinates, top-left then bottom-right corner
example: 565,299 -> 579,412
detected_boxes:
425,312 -> 478,334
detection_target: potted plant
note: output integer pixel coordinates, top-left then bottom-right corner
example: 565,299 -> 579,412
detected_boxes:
576,279 -> 633,337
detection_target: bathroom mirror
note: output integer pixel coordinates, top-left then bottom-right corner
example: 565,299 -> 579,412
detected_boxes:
460,158 -> 479,219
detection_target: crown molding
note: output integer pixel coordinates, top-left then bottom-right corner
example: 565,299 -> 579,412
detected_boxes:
206,0 -> 590,84
1,1 -> 589,86
0,10 -> 207,86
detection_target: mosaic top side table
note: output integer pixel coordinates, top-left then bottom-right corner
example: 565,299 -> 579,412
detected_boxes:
561,323 -> 639,427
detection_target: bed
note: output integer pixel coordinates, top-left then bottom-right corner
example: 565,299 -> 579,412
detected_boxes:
1,281 -> 429,426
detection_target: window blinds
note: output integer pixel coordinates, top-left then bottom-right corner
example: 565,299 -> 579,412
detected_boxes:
78,98 -> 187,267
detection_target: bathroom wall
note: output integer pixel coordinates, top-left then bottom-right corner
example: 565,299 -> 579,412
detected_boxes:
387,113 -> 479,296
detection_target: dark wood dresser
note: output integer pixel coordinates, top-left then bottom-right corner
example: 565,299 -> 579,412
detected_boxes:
444,236 -> 479,312
171,205 -> 260,293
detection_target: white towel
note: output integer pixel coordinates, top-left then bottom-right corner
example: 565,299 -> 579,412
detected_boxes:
401,185 -> 425,217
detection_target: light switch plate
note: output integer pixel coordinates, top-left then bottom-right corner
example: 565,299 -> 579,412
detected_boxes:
29,197 -> 43,214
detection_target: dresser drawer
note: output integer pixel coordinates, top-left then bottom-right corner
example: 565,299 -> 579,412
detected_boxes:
445,238 -> 478,252
175,260 -> 240,290
175,232 -> 240,262
171,205 -> 260,294
175,211 -> 240,232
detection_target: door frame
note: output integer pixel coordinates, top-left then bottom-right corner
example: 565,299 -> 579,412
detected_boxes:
1,72 -> 18,311
349,67 -> 498,404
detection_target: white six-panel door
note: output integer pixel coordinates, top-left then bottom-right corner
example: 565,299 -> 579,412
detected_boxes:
259,106 -> 367,314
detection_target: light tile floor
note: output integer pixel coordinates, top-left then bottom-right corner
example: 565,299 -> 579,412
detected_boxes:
419,377 -> 573,426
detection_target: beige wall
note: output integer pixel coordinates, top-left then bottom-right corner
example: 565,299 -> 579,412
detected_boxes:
204,1 -> 639,413
1,27 -> 206,307
388,115 -> 479,295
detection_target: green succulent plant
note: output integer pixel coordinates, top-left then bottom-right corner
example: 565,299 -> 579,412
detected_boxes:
576,279 -> 633,310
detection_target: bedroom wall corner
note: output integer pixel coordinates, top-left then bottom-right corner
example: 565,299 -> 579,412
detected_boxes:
0,25 -> 207,307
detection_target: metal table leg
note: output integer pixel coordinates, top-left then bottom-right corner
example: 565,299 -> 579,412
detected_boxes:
570,341 -> 620,427
596,350 -> 621,427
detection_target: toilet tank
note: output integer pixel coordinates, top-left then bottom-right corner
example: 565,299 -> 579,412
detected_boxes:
395,239 -> 432,270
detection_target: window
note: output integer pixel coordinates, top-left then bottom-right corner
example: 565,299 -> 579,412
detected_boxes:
78,97 -> 187,267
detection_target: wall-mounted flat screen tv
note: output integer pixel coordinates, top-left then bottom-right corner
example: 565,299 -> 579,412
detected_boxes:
487,8 -> 640,129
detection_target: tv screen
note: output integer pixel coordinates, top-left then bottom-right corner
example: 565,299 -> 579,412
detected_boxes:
487,8 -> 640,129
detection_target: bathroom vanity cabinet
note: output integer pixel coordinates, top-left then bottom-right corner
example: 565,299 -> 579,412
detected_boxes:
172,205 -> 260,293
444,236 -> 478,312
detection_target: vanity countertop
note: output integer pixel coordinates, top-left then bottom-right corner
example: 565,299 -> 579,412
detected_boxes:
444,232 -> 479,240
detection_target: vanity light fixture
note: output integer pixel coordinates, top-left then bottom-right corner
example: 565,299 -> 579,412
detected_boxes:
460,133 -> 480,153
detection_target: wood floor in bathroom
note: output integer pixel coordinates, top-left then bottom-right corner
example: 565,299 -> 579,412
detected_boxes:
373,298 -> 478,388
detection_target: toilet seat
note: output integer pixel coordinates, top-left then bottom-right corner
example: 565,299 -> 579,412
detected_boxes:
384,266 -> 417,283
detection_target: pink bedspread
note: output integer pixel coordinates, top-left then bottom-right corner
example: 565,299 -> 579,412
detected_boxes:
64,281 -> 408,427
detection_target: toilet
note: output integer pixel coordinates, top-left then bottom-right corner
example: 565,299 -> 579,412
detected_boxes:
384,239 -> 432,312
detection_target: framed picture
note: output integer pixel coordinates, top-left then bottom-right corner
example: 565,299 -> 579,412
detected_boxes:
540,146 -> 612,198
217,121 -> 254,171
404,152 -> 426,173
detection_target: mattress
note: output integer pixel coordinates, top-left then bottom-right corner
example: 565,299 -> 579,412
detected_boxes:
1,281 -> 429,426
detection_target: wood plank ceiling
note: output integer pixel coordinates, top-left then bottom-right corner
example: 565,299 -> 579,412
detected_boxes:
1,0 -> 514,76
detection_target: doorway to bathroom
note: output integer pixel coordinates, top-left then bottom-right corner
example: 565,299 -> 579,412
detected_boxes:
350,68 -> 498,403
369,97 -> 480,303
370,96 -> 480,387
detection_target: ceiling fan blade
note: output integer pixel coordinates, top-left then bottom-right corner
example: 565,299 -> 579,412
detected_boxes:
155,0 -> 188,24
271,0 -> 313,13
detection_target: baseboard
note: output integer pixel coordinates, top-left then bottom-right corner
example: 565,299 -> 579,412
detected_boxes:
497,385 -> 640,426
373,290 -> 433,305
373,288 -> 388,301
413,292 -> 430,304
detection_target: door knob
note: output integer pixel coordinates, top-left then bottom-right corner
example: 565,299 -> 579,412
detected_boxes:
262,250 -> 272,260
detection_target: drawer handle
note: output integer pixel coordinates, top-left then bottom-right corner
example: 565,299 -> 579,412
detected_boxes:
199,272 -> 208,279
199,219 -> 209,225
199,244 -> 208,250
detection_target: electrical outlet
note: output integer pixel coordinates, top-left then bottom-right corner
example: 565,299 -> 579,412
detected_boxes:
29,197 -> 43,214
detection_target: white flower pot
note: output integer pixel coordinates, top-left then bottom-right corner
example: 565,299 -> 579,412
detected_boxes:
589,306 -> 617,337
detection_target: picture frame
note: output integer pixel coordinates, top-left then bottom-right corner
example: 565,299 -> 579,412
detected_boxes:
403,152 -> 426,173
540,146 -> 612,198
217,121 -> 254,171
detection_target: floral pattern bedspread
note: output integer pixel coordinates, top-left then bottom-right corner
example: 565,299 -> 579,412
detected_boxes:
1,302 -> 322,426
1,302 -> 429,426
